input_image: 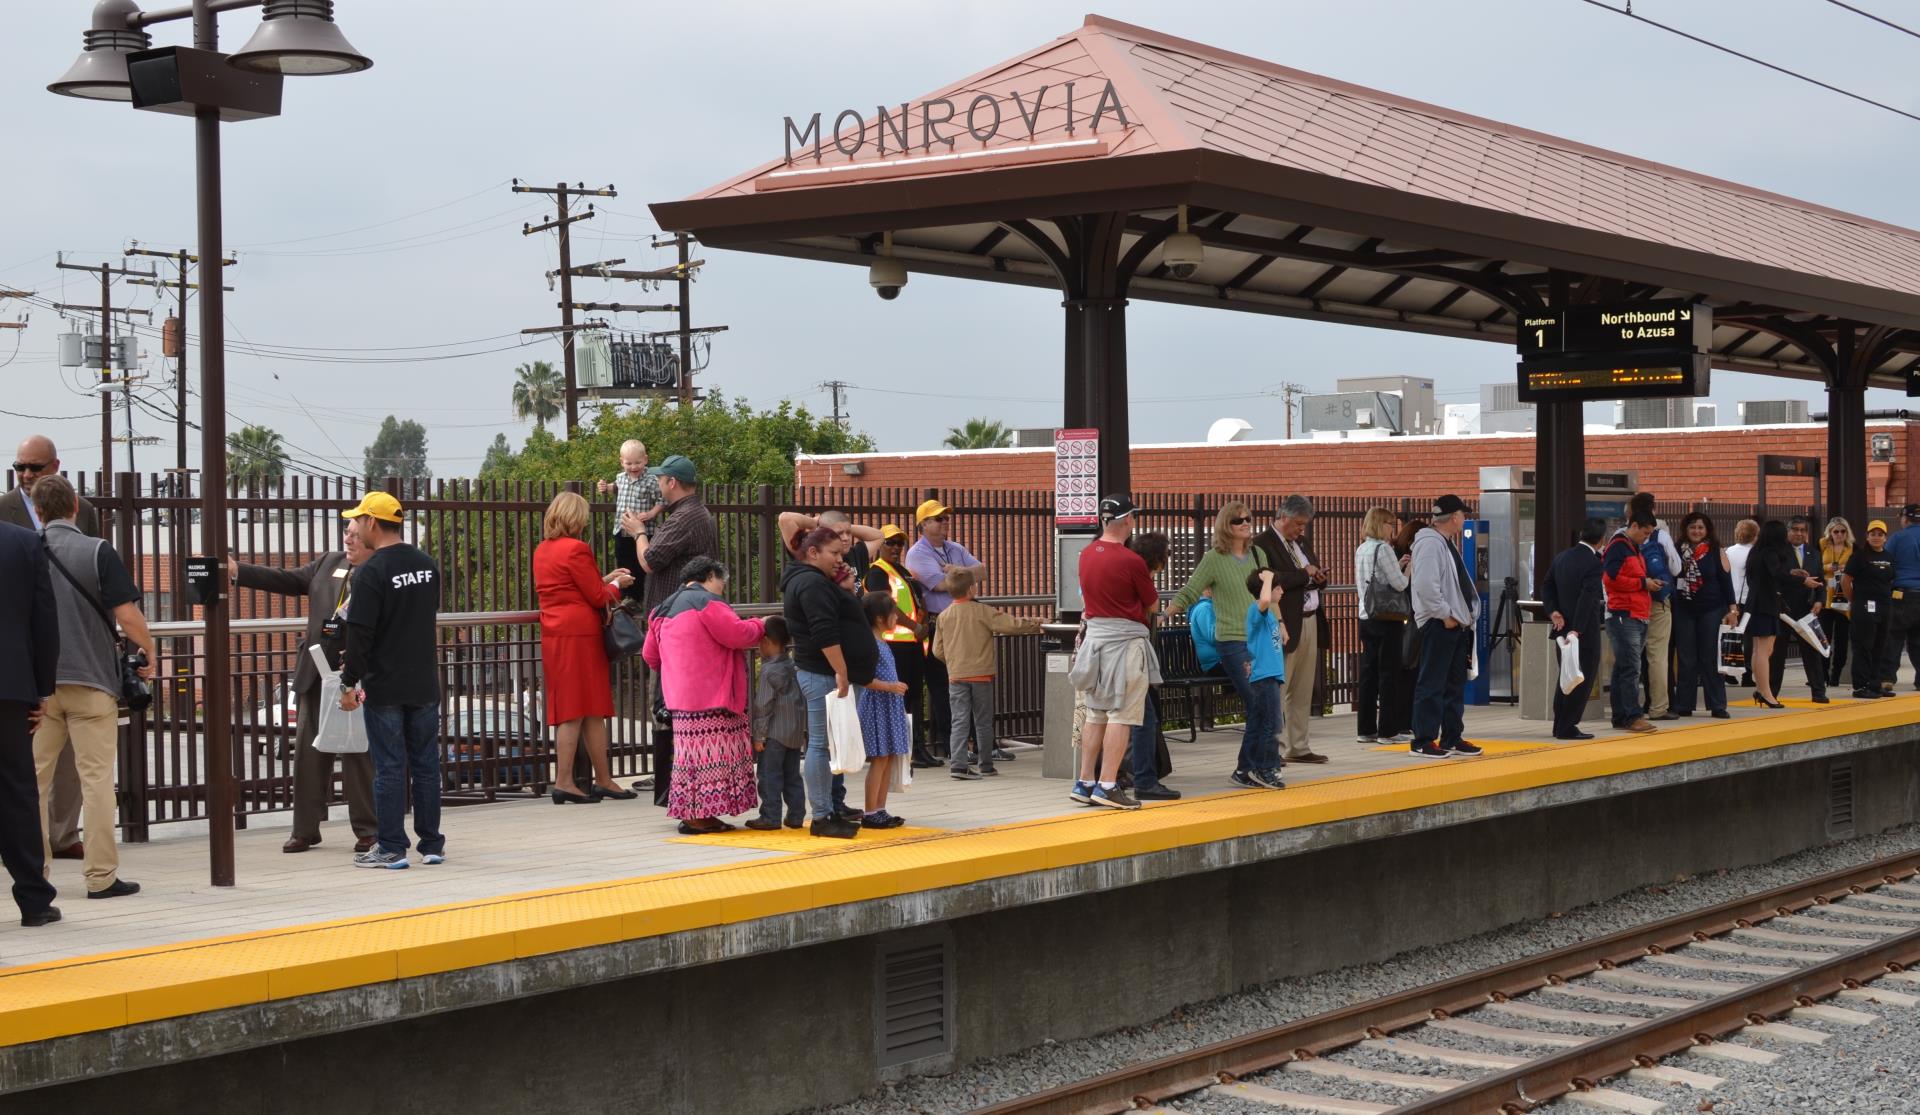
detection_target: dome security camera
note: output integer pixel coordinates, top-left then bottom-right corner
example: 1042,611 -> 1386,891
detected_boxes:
870,256 -> 908,301
1162,231 -> 1204,280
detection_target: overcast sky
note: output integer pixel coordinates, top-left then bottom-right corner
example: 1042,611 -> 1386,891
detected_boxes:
5,0 -> 1919,480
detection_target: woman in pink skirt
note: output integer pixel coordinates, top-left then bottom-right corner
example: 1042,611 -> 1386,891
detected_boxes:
641,556 -> 766,833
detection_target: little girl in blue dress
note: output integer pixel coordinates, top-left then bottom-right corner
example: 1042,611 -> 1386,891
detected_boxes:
855,592 -> 912,829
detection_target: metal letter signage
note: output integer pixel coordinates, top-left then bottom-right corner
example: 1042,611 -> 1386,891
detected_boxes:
1514,299 -> 1712,403
781,80 -> 1127,165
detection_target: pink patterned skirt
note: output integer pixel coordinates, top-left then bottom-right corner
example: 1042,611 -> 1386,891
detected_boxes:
666,708 -> 759,820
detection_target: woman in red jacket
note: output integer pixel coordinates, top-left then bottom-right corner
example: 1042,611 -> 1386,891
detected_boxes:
534,491 -> 635,804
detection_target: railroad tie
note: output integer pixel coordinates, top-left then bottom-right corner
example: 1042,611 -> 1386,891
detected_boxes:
1789,1003 -> 1877,1025
1537,982 -> 1696,1010
1882,969 -> 1920,987
1733,926 -> 1874,949
1848,892 -> 1920,911
1563,1086 -> 1666,1114
1424,1016 -> 1589,1047
1687,936 -> 1836,962
1359,1037 -> 1529,1070
1838,985 -> 1920,1007
1592,967 -> 1742,995
1280,1059 -> 1463,1092
1480,999 -> 1640,1027
1807,902 -> 1920,926
1645,951 -> 1796,977
1773,914 -> 1905,937
1741,1020 -> 1831,1045
1208,1082 -> 1393,1114
1686,1042 -> 1782,1066
1626,1064 -> 1725,1091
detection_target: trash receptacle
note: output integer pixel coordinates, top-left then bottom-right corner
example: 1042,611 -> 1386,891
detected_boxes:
1041,623 -> 1079,779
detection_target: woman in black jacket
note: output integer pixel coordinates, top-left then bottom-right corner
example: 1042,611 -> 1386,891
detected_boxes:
1744,519 -> 1795,709
780,526 -> 881,838
1670,512 -> 1738,718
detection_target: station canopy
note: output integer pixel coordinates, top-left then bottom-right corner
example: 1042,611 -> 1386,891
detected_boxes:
654,14 -> 1920,389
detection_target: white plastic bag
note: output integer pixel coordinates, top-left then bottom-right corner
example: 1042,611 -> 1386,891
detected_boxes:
1717,613 -> 1751,680
1556,632 -> 1585,695
1466,639 -> 1479,681
309,644 -> 366,754
825,688 -> 866,775
1785,612 -> 1833,658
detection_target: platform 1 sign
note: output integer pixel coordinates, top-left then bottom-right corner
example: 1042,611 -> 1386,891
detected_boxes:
1054,427 -> 1098,526
1516,299 -> 1711,402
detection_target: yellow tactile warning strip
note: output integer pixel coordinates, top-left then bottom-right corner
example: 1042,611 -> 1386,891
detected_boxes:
2,698 -> 1915,1047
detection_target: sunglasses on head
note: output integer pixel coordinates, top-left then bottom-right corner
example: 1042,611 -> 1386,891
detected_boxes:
1229,516 -> 1251,525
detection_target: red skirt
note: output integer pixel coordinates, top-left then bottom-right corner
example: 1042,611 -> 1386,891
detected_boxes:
542,633 -> 613,724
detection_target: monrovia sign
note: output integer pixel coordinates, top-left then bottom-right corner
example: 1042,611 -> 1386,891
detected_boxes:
783,79 -> 1129,165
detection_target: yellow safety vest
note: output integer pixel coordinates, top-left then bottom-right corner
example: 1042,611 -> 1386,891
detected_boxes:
871,557 -> 922,644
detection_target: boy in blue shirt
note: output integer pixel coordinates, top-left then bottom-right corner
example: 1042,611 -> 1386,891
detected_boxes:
1189,595 -> 1221,674
1237,569 -> 1287,790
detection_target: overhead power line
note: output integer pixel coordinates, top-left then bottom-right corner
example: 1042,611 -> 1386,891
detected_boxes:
1822,0 -> 1920,41
1573,0 -> 1920,125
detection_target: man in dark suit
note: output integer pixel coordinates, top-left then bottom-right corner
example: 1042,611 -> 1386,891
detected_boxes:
0,520 -> 62,927
1251,494 -> 1331,764
3,434 -> 93,863
1543,518 -> 1608,740
1774,515 -> 1830,702
227,520 -> 378,854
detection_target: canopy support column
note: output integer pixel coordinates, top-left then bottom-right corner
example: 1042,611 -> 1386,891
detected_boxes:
1826,322 -> 1868,530
1048,212 -> 1134,495
1534,399 -> 1585,598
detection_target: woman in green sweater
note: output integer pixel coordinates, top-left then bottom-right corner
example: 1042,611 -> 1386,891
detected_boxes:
1168,502 -> 1270,785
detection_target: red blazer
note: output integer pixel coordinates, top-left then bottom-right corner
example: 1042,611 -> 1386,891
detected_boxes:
533,537 -> 619,638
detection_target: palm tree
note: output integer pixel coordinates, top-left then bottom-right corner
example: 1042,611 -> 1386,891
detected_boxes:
943,418 -> 1013,450
227,424 -> 286,486
511,360 -> 564,431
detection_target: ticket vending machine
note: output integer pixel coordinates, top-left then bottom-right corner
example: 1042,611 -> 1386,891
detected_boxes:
1478,466 -> 1637,704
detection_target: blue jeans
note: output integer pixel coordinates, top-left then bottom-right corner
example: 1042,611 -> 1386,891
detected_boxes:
1411,620 -> 1471,747
362,701 -> 443,857
1607,614 -> 1648,725
1128,688 -> 1162,787
796,668 -> 838,821
757,740 -> 805,824
1242,678 -> 1283,773
1215,640 -> 1274,774
1671,605 -> 1727,715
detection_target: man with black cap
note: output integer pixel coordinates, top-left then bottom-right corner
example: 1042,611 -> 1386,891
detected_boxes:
1065,495 -> 1157,810
1877,502 -> 1920,689
1407,495 -> 1483,758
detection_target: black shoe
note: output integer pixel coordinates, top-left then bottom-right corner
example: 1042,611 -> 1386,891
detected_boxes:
991,747 -> 1015,762
1711,709 -> 1732,719
1443,740 -> 1484,757
1810,693 -> 1831,704
1409,742 -> 1449,759
809,816 -> 859,839
1853,688 -> 1884,700
743,817 -> 781,831
1135,784 -> 1182,800
1650,712 -> 1680,721
551,788 -> 597,805
1553,731 -> 1596,740
20,906 -> 60,928
978,766 -> 1000,777
87,879 -> 140,900
910,756 -> 940,770
950,767 -> 983,781
833,807 -> 865,823
676,820 -> 735,835
589,784 -> 638,801
783,817 -> 805,829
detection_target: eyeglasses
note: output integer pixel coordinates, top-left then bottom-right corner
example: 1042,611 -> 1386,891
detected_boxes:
882,538 -> 904,546
927,514 -> 949,523
1229,516 -> 1251,525
12,461 -> 50,474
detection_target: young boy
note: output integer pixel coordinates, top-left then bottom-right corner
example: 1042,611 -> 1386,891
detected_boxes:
1239,568 -> 1288,790
600,440 -> 662,603
931,566 -> 1042,779
747,617 -> 808,830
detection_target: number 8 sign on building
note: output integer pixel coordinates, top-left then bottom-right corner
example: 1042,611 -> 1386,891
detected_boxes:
1054,428 -> 1099,526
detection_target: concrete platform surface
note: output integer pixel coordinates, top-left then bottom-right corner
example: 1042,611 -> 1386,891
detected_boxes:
0,686 -> 1909,1052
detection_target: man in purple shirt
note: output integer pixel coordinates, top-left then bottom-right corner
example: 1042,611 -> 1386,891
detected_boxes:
904,499 -> 986,762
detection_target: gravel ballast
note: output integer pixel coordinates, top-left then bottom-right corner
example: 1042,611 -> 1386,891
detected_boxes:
796,824 -> 1920,1115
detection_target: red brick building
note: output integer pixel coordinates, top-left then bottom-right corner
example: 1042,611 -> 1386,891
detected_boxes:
798,420 -> 1918,509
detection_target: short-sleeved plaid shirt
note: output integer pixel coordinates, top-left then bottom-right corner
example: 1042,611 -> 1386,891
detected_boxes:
614,472 -> 662,537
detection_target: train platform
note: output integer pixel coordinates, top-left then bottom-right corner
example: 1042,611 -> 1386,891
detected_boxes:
4,685 -> 1915,1106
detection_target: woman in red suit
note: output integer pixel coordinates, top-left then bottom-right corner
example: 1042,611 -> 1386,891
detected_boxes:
534,491 -> 636,804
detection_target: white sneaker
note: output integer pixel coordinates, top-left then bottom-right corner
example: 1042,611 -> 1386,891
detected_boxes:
421,852 -> 446,866
1355,734 -> 1378,743
353,849 -> 409,870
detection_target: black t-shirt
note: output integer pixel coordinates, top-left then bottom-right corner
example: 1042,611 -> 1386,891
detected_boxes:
343,543 -> 441,705
1845,546 -> 1894,606
94,544 -> 139,609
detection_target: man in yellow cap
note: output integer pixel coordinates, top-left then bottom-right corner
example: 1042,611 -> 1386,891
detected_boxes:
336,492 -> 445,870
1846,519 -> 1894,699
904,499 -> 986,763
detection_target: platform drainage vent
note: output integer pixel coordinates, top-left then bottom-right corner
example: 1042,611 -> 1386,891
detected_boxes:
876,940 -> 952,1067
1828,760 -> 1856,839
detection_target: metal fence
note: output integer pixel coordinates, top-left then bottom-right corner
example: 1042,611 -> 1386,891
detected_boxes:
43,470 -> 1842,839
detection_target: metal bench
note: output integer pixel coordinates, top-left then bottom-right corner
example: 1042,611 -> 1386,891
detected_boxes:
1153,625 -> 1235,741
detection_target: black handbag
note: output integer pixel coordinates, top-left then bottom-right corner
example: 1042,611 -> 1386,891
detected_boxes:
45,544 -> 152,711
1401,615 -> 1425,663
1362,541 -> 1412,622
604,599 -> 646,661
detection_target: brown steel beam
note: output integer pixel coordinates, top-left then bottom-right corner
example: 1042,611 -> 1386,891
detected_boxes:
1363,273 -> 1415,307
967,225 -> 1011,256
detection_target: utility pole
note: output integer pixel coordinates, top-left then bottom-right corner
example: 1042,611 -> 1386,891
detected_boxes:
821,380 -> 851,430
55,256 -> 156,488
651,232 -> 727,410
515,180 -> 615,437
126,244 -> 236,475
1278,381 -> 1306,439
0,289 -> 28,332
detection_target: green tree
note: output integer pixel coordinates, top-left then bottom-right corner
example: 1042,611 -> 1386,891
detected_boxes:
226,424 -> 286,486
480,432 -> 513,475
363,415 -> 431,483
943,417 -> 1013,449
511,360 -> 563,431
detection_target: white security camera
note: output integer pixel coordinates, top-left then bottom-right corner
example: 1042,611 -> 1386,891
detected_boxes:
870,256 -> 908,301
1162,231 -> 1204,280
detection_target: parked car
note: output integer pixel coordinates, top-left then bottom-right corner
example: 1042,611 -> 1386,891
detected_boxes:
441,700 -> 542,795
245,683 -> 300,758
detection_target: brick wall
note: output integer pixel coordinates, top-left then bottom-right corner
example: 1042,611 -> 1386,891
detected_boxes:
798,421 -> 1918,507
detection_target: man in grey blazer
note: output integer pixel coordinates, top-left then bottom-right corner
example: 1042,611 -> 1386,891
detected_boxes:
228,520 -> 377,854
3,434 -> 93,862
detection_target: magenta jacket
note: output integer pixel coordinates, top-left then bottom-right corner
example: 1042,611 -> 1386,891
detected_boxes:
641,585 -> 766,715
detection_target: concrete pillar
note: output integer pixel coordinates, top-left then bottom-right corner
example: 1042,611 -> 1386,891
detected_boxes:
1533,399 -> 1586,597
1827,324 -> 1868,529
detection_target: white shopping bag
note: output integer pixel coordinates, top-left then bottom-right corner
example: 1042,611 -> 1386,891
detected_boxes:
1717,613 -> 1751,680
308,644 -> 367,754
1466,640 -> 1479,681
1785,612 -> 1833,658
1556,632 -> 1585,695
825,688 -> 866,775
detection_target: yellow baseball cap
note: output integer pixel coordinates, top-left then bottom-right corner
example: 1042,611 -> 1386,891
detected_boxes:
1869,519 -> 1889,534
879,523 -> 907,541
915,499 -> 950,524
341,491 -> 404,523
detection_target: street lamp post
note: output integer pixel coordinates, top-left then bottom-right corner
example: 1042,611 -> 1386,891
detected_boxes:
50,0 -> 371,887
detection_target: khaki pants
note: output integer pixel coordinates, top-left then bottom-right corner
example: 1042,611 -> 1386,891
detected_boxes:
1280,616 -> 1320,758
1645,599 -> 1673,717
33,685 -> 121,893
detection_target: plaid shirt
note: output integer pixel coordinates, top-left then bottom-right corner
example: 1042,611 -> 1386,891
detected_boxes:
614,472 -> 662,537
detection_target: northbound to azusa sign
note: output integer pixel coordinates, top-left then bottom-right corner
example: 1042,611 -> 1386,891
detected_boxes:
782,79 -> 1130,165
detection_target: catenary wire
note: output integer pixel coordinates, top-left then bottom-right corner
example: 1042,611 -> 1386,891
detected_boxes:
1821,0 -> 1920,40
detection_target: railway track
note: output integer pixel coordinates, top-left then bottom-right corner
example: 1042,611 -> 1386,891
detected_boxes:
967,851 -> 1920,1115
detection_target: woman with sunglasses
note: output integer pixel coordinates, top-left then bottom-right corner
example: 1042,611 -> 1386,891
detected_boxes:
1818,517 -> 1854,688
1167,502 -> 1281,788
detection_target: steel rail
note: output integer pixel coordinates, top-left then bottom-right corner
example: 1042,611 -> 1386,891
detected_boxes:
964,851 -> 1920,1115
